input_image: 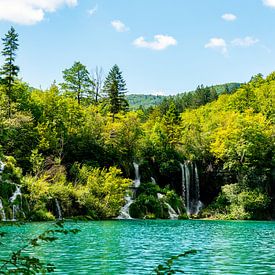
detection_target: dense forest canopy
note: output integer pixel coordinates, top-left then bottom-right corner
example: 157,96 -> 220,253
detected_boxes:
0,27 -> 274,221
126,82 -> 241,110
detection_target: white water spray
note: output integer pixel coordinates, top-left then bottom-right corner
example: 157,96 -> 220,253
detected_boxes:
9,185 -> 22,204
0,160 -> 5,173
0,199 -> 6,221
55,198 -> 62,220
133,162 -> 141,188
165,203 -> 179,219
117,194 -> 133,219
180,161 -> 202,216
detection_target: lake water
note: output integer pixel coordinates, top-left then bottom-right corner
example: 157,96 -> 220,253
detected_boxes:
0,220 -> 274,274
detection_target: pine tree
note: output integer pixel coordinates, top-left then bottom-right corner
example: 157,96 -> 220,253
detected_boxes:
61,61 -> 94,104
0,26 -> 19,118
103,64 -> 128,121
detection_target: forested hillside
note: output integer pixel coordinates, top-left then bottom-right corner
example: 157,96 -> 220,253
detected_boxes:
126,83 -> 241,110
0,27 -> 274,221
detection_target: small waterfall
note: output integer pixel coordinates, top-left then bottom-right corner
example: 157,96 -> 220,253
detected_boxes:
180,161 -> 202,216
117,194 -> 133,219
194,163 -> 203,215
0,199 -> 6,221
151,177 -> 156,184
117,163 -> 141,219
184,161 -> 191,215
9,185 -> 22,203
157,193 -> 178,219
180,163 -> 185,203
12,205 -> 20,221
9,184 -> 23,221
55,198 -> 62,220
157,193 -> 164,200
133,162 -> 141,188
0,160 -> 5,173
165,203 -> 178,219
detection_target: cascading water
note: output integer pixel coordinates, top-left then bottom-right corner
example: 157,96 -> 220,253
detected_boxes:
194,163 -> 203,215
9,185 -> 22,204
0,160 -> 5,173
133,162 -> 141,188
0,160 -> 6,221
184,161 -> 191,215
157,193 -> 179,219
55,198 -> 62,220
12,205 -> 20,221
0,199 -> 6,221
117,163 -> 141,219
180,161 -> 202,216
180,163 -> 186,206
151,177 -> 156,184
165,203 -> 179,219
117,194 -> 133,219
9,184 -> 23,221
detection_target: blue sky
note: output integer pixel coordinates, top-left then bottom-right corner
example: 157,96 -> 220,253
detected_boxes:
0,0 -> 275,95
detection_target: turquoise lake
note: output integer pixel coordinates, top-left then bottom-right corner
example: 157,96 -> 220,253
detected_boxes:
0,220 -> 274,274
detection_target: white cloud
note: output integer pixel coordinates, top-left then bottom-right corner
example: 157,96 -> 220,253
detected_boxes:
111,20 -> 129,32
205,38 -> 227,54
0,0 -> 77,25
222,13 -> 237,21
133,34 -> 177,50
152,91 -> 165,96
231,36 -> 259,47
263,0 -> 275,8
88,4 -> 98,16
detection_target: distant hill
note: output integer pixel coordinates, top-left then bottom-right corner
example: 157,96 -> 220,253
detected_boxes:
126,94 -> 166,109
126,82 -> 241,110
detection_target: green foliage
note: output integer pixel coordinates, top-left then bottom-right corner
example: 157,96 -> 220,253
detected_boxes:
61,61 -> 94,104
0,26 -> 19,118
153,250 -> 197,274
126,94 -> 165,110
0,26 -> 273,221
103,64 -> 129,121
129,183 -> 183,219
73,165 -> 132,219
204,184 -> 271,220
0,221 -> 80,274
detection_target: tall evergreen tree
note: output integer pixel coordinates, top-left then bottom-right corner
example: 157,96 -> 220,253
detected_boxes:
61,61 -> 94,104
0,26 -> 19,117
103,64 -> 128,121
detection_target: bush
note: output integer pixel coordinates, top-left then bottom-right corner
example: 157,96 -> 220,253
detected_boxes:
204,184 -> 271,220
31,209 -> 55,221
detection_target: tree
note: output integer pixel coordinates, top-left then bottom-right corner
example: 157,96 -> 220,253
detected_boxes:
61,61 -> 94,104
92,66 -> 104,103
0,26 -> 19,117
103,64 -> 129,121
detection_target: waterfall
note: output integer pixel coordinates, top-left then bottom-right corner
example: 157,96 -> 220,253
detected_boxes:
12,205 -> 20,221
165,203 -> 179,219
9,184 -> 24,221
194,163 -> 203,215
184,161 -> 191,215
0,199 -> 6,221
55,198 -> 62,220
9,185 -> 22,203
117,163 -> 141,219
151,177 -> 156,184
180,163 -> 185,203
117,194 -> 133,219
0,160 -> 5,173
157,193 -> 164,200
133,162 -> 141,188
180,161 -> 202,216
